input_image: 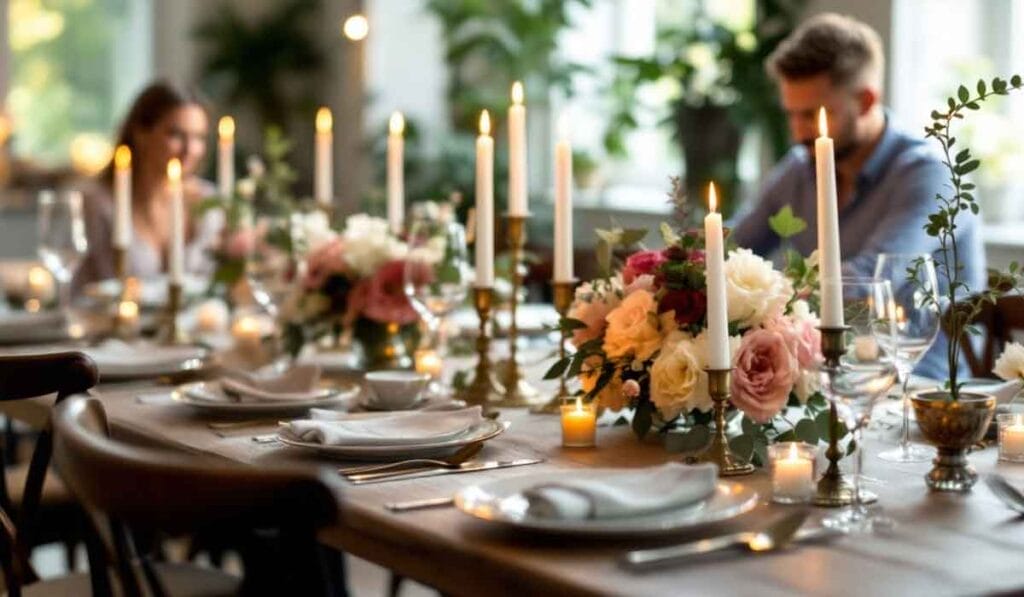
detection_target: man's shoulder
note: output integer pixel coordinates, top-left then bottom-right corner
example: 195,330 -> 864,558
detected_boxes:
884,123 -> 944,172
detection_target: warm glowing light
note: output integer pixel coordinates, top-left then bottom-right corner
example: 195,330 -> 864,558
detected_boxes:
708,181 -> 718,213
24,298 -> 40,313
342,14 -> 369,41
788,442 -> 799,460
558,112 -> 570,140
389,111 -> 405,135
316,107 -> 333,134
166,158 -> 182,182
114,145 -> 131,170
69,133 -> 113,176
818,107 -> 828,138
748,533 -> 774,552
0,115 -> 12,145
28,265 -> 50,287
511,81 -> 524,105
575,396 -> 584,412
218,116 -> 235,140
233,316 -> 261,337
118,300 -> 139,320
479,110 -> 491,136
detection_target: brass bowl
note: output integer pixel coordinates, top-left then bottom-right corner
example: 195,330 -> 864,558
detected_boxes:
911,391 -> 996,492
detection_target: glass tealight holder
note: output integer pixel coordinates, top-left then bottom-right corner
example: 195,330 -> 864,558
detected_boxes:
560,398 -> 597,448
768,442 -> 816,504
998,413 -> 1024,463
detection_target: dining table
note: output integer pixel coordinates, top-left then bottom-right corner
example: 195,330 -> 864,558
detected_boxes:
4,345 -> 1024,597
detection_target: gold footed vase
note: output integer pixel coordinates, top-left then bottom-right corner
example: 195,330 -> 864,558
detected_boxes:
911,391 -> 995,492
157,283 -> 190,345
531,279 -> 577,414
458,287 -> 503,416
353,319 -> 414,371
495,214 -> 539,408
688,368 -> 754,476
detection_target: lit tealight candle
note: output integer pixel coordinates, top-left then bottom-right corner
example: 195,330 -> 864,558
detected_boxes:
414,348 -> 443,379
26,266 -> 54,303
853,335 -> 879,362
998,413 -> 1024,462
116,300 -> 140,336
231,316 -> 263,353
194,299 -> 230,334
561,397 -> 597,448
769,442 -> 815,504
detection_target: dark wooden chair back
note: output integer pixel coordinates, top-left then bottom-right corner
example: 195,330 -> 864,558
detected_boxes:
950,295 -> 1024,378
51,395 -> 341,596
0,351 -> 98,596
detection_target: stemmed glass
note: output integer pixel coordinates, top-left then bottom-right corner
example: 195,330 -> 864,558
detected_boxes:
875,254 -> 940,463
404,206 -> 472,395
37,190 -> 88,313
820,278 -> 899,533
247,213 -> 303,319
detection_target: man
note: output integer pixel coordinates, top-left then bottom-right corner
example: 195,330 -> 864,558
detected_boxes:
730,13 -> 984,379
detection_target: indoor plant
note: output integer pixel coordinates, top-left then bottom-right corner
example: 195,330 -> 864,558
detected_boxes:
911,74 -> 1024,491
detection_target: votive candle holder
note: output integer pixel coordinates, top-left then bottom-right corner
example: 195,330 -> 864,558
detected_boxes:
768,442 -> 816,504
998,413 -> 1024,463
560,398 -> 597,448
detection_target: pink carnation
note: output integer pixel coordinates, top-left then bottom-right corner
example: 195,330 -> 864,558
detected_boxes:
303,238 -> 348,290
355,260 -> 421,325
622,250 -> 666,285
730,328 -> 798,423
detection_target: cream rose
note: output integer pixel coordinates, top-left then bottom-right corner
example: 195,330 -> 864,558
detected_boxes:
724,248 -> 792,328
602,289 -> 662,361
994,342 -> 1024,381
649,331 -> 707,420
341,214 -> 408,277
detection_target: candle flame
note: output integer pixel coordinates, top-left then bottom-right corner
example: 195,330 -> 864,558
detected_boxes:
389,111 -> 405,135
558,112 -> 570,140
28,265 -> 49,286
818,107 -> 828,138
788,442 -> 799,460
118,300 -> 139,319
575,396 -> 584,412
342,14 -> 369,41
511,81 -> 524,105
114,144 -> 131,170
708,181 -> 718,213
218,116 -> 235,140
166,158 -> 181,182
479,110 -> 491,136
316,107 -> 333,133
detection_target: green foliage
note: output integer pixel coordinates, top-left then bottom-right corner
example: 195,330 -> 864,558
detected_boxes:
921,74 -> 1024,397
594,226 -> 647,278
768,205 -> 808,239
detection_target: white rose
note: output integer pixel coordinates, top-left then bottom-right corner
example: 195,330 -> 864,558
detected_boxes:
724,248 -> 793,328
789,299 -> 819,325
341,214 -> 407,277
650,332 -> 707,420
994,342 -> 1024,381
301,211 -> 336,254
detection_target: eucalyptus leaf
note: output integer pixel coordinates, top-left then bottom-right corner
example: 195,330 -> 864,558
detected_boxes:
728,434 -> 754,462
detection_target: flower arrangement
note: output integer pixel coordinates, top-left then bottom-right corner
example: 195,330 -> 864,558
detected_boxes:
547,215 -> 839,465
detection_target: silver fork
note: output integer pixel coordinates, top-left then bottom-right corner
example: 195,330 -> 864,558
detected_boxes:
984,474 -> 1024,514
338,442 -> 483,476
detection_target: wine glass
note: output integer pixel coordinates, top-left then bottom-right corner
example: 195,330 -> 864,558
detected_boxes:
875,253 -> 940,463
404,207 -> 471,395
246,213 -> 302,318
820,278 -> 899,533
37,190 -> 87,312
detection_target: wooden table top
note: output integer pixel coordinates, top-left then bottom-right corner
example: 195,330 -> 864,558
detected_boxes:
6,361 -> 1024,596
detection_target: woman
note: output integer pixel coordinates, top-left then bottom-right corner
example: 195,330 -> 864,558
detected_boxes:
75,82 -> 224,290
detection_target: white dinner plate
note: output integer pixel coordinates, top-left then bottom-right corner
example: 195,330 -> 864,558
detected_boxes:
275,418 -> 506,461
84,343 -> 211,380
172,381 -> 359,416
454,473 -> 758,537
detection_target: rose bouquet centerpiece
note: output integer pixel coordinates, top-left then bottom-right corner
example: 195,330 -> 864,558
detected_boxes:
547,219 -> 840,465
281,214 -> 422,370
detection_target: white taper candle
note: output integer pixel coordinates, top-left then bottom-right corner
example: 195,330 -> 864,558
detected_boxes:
475,110 -> 494,288
704,182 -> 731,370
815,107 -> 844,328
553,113 -> 573,282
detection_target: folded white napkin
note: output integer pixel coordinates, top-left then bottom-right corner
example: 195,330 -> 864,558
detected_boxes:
283,406 -> 483,446
522,463 -> 718,520
0,310 -> 67,343
220,365 -> 323,402
83,340 -> 205,370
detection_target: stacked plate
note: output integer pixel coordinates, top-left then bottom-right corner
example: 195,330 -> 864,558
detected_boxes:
172,380 -> 359,416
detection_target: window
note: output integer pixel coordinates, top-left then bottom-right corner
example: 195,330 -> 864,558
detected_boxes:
6,0 -> 152,171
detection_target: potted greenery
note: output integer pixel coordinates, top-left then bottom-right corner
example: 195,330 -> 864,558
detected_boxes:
911,74 -> 1024,492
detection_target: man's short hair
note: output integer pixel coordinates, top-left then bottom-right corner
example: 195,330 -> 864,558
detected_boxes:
766,13 -> 884,90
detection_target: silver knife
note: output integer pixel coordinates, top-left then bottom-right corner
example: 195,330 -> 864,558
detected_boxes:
347,458 -> 543,485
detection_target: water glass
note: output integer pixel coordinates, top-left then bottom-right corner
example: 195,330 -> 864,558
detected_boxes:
37,190 -> 88,311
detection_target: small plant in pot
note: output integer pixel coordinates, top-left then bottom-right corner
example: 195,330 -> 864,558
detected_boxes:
912,75 -> 1024,492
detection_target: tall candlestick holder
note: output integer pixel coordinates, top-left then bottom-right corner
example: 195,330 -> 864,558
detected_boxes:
531,279 -> 577,414
458,287 -> 504,414
688,368 -> 754,476
813,326 -> 876,507
110,246 -> 129,337
496,214 -> 539,407
156,282 -> 189,345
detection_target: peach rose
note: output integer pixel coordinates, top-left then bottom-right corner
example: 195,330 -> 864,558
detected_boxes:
731,328 -> 797,423
602,289 -> 662,361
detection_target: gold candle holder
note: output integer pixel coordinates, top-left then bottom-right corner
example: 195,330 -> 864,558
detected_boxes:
110,246 -> 129,338
458,287 -> 504,414
496,214 -> 540,407
157,282 -> 189,345
531,279 -> 577,414
689,368 -> 754,476
813,326 -> 874,507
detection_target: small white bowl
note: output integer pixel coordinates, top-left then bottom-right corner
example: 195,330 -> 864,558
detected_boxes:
364,370 -> 431,410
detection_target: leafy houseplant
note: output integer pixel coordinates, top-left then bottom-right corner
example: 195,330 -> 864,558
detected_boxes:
911,74 -> 1024,492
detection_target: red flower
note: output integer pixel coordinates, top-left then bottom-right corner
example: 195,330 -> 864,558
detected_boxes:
356,260 -> 422,325
658,289 -> 707,327
622,250 -> 667,284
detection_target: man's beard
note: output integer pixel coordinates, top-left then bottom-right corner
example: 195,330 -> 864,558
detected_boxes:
799,113 -> 859,160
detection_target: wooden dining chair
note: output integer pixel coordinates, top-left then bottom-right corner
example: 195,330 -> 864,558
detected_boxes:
0,350 -> 98,594
947,295 -> 1024,378
46,395 -> 345,597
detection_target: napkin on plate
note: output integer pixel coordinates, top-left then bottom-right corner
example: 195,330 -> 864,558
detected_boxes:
83,339 -> 206,370
220,365 -> 324,402
0,310 -> 67,343
282,406 -> 484,446
522,463 -> 718,520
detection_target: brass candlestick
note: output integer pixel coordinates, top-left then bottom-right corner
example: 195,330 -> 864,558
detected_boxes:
689,368 -> 754,476
110,246 -> 128,338
496,214 -> 539,407
813,326 -> 875,507
458,287 -> 504,414
157,282 -> 189,345
531,279 -> 577,414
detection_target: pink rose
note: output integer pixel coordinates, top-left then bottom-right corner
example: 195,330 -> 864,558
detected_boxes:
622,250 -> 666,285
303,238 -> 348,290
358,260 -> 420,325
763,316 -> 822,369
567,286 -> 620,347
730,329 -> 798,423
